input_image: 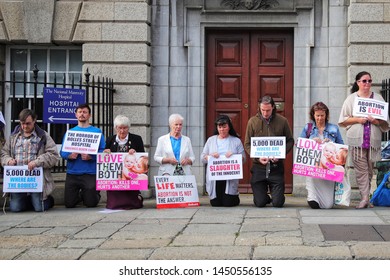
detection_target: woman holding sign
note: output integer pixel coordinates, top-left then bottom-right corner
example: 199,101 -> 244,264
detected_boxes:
104,115 -> 145,209
300,102 -> 344,209
339,71 -> 390,209
154,114 -> 195,176
201,115 -> 246,207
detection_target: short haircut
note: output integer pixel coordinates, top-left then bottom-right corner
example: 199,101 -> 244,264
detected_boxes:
169,113 -> 184,126
19,108 -> 37,122
114,115 -> 131,128
76,103 -> 91,114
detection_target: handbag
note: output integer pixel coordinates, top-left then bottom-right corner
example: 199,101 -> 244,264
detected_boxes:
370,171 -> 390,206
334,175 -> 351,206
106,190 -> 143,210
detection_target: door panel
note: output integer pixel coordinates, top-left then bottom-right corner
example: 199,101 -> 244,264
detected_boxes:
206,29 -> 293,194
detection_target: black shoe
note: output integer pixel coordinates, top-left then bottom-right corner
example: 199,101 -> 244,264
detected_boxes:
45,195 -> 55,209
308,200 -> 320,209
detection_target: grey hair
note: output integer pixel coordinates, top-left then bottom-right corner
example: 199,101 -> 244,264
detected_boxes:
168,113 -> 184,126
114,115 -> 131,128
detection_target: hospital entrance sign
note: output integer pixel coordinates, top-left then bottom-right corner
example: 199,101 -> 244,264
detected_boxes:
43,87 -> 86,124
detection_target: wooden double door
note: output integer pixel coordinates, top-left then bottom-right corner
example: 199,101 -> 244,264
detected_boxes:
206,29 -> 294,193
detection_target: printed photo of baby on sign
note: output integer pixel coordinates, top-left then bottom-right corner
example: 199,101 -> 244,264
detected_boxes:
121,153 -> 149,181
292,138 -> 348,183
96,152 -> 149,191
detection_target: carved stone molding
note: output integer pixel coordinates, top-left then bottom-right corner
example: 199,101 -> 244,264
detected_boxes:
221,0 -> 279,10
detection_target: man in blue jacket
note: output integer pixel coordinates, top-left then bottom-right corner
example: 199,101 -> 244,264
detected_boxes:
60,104 -> 105,208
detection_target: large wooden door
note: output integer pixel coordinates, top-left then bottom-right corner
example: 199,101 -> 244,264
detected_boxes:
206,29 -> 294,193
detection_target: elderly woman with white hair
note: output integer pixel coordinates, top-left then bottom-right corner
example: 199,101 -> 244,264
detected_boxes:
104,115 -> 145,209
154,113 -> 195,176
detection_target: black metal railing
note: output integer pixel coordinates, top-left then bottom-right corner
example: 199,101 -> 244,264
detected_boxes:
381,78 -> 390,141
1,65 -> 115,172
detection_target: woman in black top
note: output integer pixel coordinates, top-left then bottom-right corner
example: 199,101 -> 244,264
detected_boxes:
104,115 -> 146,209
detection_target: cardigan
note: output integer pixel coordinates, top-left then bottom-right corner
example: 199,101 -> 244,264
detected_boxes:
338,92 -> 390,161
201,135 -> 246,199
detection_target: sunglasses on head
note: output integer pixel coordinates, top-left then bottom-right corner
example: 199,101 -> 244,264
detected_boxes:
358,79 -> 372,84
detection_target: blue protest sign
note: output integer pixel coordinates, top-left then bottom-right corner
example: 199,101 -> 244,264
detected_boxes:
43,87 -> 86,124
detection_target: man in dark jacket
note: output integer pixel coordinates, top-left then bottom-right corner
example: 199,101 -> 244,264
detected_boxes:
244,96 -> 294,207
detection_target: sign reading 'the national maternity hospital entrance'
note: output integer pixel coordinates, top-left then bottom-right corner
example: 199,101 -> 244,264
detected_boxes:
43,87 -> 86,124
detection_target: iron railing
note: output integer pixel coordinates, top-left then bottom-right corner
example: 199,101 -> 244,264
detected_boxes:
1,65 -> 115,172
381,78 -> 390,141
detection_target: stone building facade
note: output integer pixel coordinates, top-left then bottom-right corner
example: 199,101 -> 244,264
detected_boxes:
0,0 -> 389,202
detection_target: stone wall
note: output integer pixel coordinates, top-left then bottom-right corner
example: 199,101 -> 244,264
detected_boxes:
0,0 -> 152,204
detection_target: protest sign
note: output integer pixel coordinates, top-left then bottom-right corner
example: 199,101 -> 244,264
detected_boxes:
353,97 -> 388,121
250,136 -> 286,158
3,166 -> 43,193
61,131 -> 102,154
96,152 -> 148,191
154,175 -> 200,209
207,154 -> 243,180
292,137 -> 348,183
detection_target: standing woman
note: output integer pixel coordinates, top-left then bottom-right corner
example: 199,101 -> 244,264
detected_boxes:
339,71 -> 390,209
104,115 -> 145,209
300,102 -> 344,209
154,113 -> 195,176
201,115 -> 246,207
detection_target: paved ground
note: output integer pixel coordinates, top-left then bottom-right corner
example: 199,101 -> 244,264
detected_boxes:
1,195 -> 390,260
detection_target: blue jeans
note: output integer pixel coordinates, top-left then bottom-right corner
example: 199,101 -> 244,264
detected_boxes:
9,193 -> 50,212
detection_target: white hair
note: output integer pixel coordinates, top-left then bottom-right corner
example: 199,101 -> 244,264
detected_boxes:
168,113 -> 184,126
114,115 -> 131,128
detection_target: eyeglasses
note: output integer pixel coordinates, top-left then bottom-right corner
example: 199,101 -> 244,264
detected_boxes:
358,79 -> 372,84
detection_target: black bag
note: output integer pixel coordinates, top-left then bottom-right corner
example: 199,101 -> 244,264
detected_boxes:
106,190 -> 143,210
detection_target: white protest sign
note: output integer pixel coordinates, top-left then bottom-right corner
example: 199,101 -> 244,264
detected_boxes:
353,97 -> 389,121
3,166 -> 43,193
207,154 -> 243,180
250,136 -> 286,158
61,131 -> 102,154
154,175 -> 200,209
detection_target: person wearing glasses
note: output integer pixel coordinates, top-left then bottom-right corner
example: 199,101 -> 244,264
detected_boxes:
1,109 -> 59,212
339,71 -> 390,209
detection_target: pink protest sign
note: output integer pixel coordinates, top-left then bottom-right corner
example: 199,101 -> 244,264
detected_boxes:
96,152 -> 149,190
292,138 -> 348,183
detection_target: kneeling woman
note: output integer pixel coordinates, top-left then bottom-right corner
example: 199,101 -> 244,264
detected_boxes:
201,115 -> 246,207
